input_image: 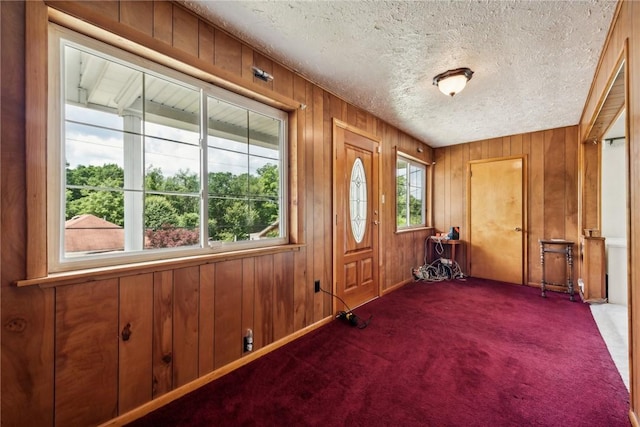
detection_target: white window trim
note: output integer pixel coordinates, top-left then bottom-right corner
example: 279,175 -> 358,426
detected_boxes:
47,24 -> 288,273
396,151 -> 428,231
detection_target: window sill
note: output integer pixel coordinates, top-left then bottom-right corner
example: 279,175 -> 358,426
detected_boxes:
395,226 -> 433,235
15,244 -> 304,288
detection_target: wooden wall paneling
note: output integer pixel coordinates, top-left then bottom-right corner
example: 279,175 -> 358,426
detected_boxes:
511,134 -> 524,156
273,251 -> 295,341
433,148 -> 446,232
214,28 -> 242,74
521,132 -> 532,285
326,95 -> 344,312
449,144 -> 464,233
172,266 -> 200,387
292,74 -> 310,330
564,127 -> 579,246
241,44 -> 255,83
1,287 -> 54,427
118,274 -> 153,414
543,129 -> 569,285
198,20 -> 215,65
443,146 -> 452,230
255,255 -> 274,348
214,259 -> 244,368
487,137 -> 504,159
468,140 -> 483,161
306,84 -> 320,320
293,247 -> 309,329
386,126 -> 399,289
2,3 -> 55,422
152,270 -> 173,398
198,263 -> 215,375
62,0 -> 119,23
241,258 -> 256,351
172,5 -> 198,57
502,136 -> 512,156
348,104 -> 368,131
460,143 -> 470,267
55,279 -> 119,427
120,1 -> 153,37
273,62 -> 294,100
153,1 -> 173,45
582,141 -> 601,230
252,52 -> 274,91
315,87 -> 329,317
528,131 -> 545,285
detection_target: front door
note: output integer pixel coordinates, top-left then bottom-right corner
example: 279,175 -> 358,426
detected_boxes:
468,156 -> 526,284
333,119 -> 380,311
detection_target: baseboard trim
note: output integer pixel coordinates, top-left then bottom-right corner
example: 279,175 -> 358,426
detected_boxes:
382,278 -> 412,295
98,316 -> 334,427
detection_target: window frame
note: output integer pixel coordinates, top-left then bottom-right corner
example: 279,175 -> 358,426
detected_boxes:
47,23 -> 289,273
395,150 -> 429,231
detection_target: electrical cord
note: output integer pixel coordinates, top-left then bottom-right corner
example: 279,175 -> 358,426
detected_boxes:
319,286 -> 372,329
412,258 -> 465,282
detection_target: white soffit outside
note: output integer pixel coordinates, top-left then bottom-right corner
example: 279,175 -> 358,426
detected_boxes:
180,1 -> 617,148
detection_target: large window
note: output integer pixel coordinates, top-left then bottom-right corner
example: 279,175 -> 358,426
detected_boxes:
396,152 -> 427,229
49,25 -> 288,271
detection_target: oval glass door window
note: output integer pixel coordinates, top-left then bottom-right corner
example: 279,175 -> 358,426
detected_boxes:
350,157 -> 367,243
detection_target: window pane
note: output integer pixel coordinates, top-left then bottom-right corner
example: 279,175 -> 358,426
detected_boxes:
53,28 -> 287,270
396,155 -> 426,229
64,189 -> 125,256
144,194 -> 200,248
206,94 -> 283,245
64,45 -> 142,130
208,98 -> 249,148
396,159 -> 408,227
145,75 -> 200,144
65,122 -> 125,188
145,136 -> 201,189
249,111 -> 280,156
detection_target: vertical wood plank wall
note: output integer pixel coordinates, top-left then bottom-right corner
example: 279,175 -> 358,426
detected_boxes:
433,126 -> 579,287
0,1 -> 433,426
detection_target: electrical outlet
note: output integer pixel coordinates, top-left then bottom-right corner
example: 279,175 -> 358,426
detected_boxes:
314,280 -> 320,293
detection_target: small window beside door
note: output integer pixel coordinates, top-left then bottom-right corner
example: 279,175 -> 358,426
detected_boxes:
396,152 -> 427,230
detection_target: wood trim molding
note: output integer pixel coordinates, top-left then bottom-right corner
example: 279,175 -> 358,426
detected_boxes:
583,42 -> 628,144
578,0 -> 624,129
15,244 -> 303,288
25,0 -> 49,279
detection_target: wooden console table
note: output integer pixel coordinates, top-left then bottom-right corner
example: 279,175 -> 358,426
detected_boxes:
539,239 -> 575,301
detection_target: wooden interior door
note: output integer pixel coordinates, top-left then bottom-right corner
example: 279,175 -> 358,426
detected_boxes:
333,119 -> 380,311
468,156 -> 526,284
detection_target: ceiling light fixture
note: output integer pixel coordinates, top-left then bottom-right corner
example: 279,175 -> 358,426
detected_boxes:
433,68 -> 474,97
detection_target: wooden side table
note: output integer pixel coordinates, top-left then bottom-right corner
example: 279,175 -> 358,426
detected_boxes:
539,239 -> 575,301
427,236 -> 463,265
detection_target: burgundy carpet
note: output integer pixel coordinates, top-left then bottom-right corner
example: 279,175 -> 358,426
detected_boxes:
129,278 -> 630,426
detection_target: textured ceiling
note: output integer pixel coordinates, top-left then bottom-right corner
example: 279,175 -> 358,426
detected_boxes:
180,0 -> 617,148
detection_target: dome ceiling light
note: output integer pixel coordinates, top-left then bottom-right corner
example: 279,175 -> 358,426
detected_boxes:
433,68 -> 474,97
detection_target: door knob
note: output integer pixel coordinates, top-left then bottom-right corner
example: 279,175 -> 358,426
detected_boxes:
373,220 -> 379,225
514,227 -> 522,232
